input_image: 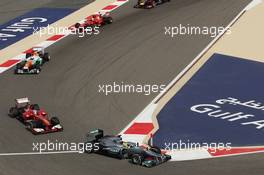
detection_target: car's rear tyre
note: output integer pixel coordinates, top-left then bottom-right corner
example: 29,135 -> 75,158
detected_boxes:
34,65 -> 41,74
150,146 -> 161,154
26,121 -> 37,130
26,53 -> 32,58
75,23 -> 81,28
16,62 -> 24,69
131,154 -> 143,165
84,142 -> 94,154
43,53 -> 50,62
9,107 -> 19,118
103,17 -> 113,24
120,149 -> 128,159
51,117 -> 60,126
152,1 -> 157,8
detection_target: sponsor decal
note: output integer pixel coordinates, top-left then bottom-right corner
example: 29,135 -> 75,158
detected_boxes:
191,97 -> 264,130
0,8 -> 75,49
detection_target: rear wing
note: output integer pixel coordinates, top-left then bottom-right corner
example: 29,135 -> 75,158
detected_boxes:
86,129 -> 104,141
16,97 -> 30,104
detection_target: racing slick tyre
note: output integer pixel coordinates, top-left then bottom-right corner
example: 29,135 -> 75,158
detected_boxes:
84,142 -> 94,154
75,23 -> 81,29
9,107 -> 19,118
26,53 -> 32,58
26,121 -> 37,130
119,149 -> 128,159
75,23 -> 84,32
151,1 -> 157,8
131,154 -> 143,165
35,68 -> 41,74
50,117 -> 60,126
34,64 -> 41,74
16,62 -> 25,69
43,53 -> 50,62
149,146 -> 161,154
94,129 -> 104,140
103,17 -> 113,24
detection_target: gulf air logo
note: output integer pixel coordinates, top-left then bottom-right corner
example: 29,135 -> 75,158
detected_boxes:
190,97 -> 264,130
0,17 -> 47,41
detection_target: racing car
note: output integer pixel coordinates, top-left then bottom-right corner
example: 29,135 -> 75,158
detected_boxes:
74,13 -> 113,30
8,97 -> 63,134
15,47 -> 50,74
134,0 -> 170,9
84,129 -> 171,167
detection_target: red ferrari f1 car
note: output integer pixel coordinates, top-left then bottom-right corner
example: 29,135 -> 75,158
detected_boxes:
75,13 -> 113,30
8,98 -> 63,134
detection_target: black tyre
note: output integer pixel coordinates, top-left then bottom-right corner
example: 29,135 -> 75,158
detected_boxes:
26,121 -> 37,130
120,149 -> 128,159
16,62 -> 25,69
35,120 -> 45,129
26,53 -> 32,58
94,129 -> 104,140
131,154 -> 143,165
9,107 -> 19,118
50,117 -> 60,126
84,142 -> 94,154
150,146 -> 161,154
34,64 -> 41,74
75,23 -> 81,28
43,53 -> 50,62
103,17 -> 113,24
152,1 -> 157,7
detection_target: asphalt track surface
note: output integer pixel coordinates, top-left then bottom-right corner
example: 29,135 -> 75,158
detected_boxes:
1,0 -> 263,175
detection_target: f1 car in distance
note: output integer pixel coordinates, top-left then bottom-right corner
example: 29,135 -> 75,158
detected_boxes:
8,97 -> 63,134
15,47 -> 50,74
75,13 -> 113,30
134,0 -> 170,9
84,129 -> 171,167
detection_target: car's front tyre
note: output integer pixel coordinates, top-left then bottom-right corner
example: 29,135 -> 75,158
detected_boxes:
131,154 -> 143,165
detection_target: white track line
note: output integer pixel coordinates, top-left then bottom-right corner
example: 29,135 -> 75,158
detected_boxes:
0,151 -> 79,156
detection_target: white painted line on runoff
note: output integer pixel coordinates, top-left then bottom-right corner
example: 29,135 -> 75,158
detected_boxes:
246,0 -> 262,10
0,151 -> 79,156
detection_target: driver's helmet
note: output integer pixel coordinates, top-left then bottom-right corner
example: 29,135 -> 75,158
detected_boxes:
91,15 -> 96,21
33,110 -> 37,115
122,142 -> 129,148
